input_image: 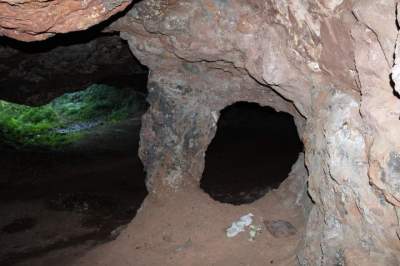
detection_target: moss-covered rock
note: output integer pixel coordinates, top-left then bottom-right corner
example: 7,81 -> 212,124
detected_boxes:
0,84 -> 146,149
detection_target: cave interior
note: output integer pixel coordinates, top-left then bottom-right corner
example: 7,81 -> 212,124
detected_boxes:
0,28 -> 305,266
1,0 -> 400,265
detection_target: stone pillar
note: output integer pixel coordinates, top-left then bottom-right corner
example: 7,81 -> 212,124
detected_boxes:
139,78 -> 218,194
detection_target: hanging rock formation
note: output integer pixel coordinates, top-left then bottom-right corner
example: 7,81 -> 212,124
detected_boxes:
1,0 -> 400,265
0,0 -> 134,41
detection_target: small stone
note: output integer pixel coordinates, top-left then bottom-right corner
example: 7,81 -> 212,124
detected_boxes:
263,220 -> 297,238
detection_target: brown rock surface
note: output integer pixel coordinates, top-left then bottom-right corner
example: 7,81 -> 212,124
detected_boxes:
0,0 -> 133,41
2,0 -> 400,265
110,0 -> 400,264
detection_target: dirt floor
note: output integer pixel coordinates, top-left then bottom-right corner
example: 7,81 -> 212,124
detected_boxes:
0,104 -> 308,266
73,171 -> 308,266
0,117 -> 147,266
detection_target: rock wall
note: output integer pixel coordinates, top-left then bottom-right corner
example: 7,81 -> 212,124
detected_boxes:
110,0 -> 400,264
1,0 -> 400,264
0,0 -> 135,41
0,34 -> 147,105
135,61 -> 304,193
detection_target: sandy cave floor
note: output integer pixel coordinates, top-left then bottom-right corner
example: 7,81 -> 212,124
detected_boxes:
0,113 -> 306,266
72,185 -> 306,266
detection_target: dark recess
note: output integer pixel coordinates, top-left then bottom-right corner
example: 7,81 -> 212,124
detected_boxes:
0,16 -> 149,264
201,102 -> 303,205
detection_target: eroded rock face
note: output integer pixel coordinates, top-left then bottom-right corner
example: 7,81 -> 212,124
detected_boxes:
109,0 -> 400,264
2,0 -> 400,264
0,0 -> 133,41
0,34 -> 147,105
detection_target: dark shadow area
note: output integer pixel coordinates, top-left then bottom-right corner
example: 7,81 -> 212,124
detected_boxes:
201,102 -> 303,205
0,32 -> 149,265
389,73 -> 400,100
0,28 -> 148,106
0,121 -> 148,265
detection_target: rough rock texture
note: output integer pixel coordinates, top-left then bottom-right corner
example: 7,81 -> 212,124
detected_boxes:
0,34 -> 147,105
3,0 -> 400,265
109,0 -> 400,264
0,0 -> 134,41
139,68 -> 305,193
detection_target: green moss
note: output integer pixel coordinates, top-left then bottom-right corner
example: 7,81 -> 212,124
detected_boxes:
0,84 -> 145,150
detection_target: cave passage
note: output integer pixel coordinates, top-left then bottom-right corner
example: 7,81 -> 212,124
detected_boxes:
0,85 -> 149,266
201,102 -> 303,205
0,35 -> 150,265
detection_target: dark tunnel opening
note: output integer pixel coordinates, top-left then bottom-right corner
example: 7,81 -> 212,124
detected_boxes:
0,32 -> 149,265
201,102 -> 304,205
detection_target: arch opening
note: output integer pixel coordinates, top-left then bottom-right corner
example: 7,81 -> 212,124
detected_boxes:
0,33 -> 150,265
201,102 -> 303,205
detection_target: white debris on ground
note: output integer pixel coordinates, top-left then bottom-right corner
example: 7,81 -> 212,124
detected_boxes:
226,213 -> 254,238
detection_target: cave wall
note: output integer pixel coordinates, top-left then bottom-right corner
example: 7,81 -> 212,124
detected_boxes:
137,64 -> 304,193
1,0 -> 400,264
0,34 -> 147,105
0,0 -> 134,42
111,1 -> 400,264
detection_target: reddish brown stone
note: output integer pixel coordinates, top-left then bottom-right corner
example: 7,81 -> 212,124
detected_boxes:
0,0 -> 131,41
2,0 -> 400,265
